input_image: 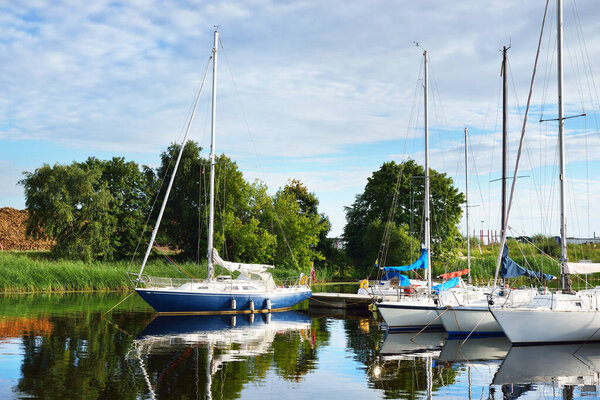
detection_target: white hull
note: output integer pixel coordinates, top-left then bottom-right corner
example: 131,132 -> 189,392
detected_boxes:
438,304 -> 502,336
376,297 -> 442,331
490,306 -> 600,344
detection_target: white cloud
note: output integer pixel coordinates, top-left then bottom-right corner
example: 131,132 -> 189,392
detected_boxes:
3,0 -> 600,236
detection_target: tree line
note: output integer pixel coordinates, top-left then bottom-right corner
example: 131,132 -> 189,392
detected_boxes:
20,144 -> 465,277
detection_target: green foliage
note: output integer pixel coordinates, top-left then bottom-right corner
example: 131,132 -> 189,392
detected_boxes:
362,221 -> 420,269
343,160 -> 465,274
20,157 -> 154,261
155,144 -> 326,271
265,188 -> 327,271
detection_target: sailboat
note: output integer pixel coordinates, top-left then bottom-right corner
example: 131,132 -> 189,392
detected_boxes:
436,50 -> 552,338
376,50 -> 464,331
130,30 -> 312,314
489,0 -> 600,344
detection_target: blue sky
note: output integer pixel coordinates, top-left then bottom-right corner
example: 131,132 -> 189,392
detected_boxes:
2,0 -> 600,239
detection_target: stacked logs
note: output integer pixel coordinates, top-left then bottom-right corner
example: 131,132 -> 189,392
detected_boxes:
0,208 -> 54,251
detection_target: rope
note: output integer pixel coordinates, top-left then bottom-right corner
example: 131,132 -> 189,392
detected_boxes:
412,307 -> 448,338
153,241 -> 200,281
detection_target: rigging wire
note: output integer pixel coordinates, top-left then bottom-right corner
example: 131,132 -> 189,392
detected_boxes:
218,36 -> 298,269
128,53 -> 214,273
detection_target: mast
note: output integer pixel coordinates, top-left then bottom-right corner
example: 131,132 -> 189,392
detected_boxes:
424,50 -> 431,293
465,128 -> 471,285
557,0 -> 570,291
501,46 -> 508,238
207,29 -> 219,281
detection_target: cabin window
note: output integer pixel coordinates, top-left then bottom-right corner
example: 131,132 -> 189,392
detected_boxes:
243,286 -> 255,290
576,302 -> 582,307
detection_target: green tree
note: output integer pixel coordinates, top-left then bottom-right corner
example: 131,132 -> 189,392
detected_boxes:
20,158 -> 154,261
262,184 -> 327,272
155,142 -> 276,263
343,160 -> 464,274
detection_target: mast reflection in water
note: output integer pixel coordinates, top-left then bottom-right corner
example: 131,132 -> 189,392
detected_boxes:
2,293 -> 600,399
129,312 -> 313,399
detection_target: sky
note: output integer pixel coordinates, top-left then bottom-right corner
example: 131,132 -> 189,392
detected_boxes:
2,0 -> 600,240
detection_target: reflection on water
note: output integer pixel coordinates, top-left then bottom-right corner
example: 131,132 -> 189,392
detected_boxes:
1,292 -> 600,399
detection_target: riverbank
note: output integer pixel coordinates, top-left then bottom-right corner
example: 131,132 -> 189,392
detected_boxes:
2,240 -> 599,293
0,251 -> 328,293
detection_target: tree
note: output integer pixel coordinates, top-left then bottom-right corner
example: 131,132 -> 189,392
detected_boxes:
263,187 -> 327,271
20,157 -> 154,261
155,141 -> 276,263
343,160 -> 464,274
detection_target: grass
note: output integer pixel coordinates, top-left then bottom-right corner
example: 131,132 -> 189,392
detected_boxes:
3,239 -> 600,293
0,251 -> 308,293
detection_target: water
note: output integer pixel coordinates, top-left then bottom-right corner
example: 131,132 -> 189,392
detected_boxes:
0,292 -> 598,399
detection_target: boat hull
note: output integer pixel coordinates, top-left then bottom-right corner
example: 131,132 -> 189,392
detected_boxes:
490,307 -> 600,344
136,288 -> 312,314
377,300 -> 443,331
438,305 -> 503,337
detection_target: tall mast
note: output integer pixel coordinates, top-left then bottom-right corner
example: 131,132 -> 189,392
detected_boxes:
501,46 -> 508,238
465,127 -> 471,285
424,50 -> 431,292
557,0 -> 570,291
207,29 -> 219,281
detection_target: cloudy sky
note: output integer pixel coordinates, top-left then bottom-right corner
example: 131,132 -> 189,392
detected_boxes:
2,0 -> 600,240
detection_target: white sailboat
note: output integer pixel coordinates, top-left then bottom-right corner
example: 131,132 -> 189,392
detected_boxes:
130,29 -> 312,314
489,0 -> 600,344
437,50 -> 548,338
376,50 -> 449,331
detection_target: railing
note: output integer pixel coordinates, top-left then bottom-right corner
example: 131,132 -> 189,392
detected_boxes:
127,273 -> 198,289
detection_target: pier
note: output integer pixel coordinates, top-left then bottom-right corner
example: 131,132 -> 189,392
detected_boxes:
309,292 -> 373,312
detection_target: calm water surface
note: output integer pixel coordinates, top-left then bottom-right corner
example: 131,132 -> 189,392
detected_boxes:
0,292 -> 598,399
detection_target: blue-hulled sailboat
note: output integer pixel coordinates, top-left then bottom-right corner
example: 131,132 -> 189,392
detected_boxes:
130,29 -> 311,314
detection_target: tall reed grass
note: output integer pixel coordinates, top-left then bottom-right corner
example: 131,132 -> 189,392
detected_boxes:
0,251 -> 308,293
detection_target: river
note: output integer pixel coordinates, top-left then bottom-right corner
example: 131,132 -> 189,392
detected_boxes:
0,292 -> 597,399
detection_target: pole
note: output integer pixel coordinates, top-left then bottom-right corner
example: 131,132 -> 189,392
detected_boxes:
557,0 -> 570,291
424,50 -> 431,293
501,46 -> 508,238
465,128 -> 471,284
207,29 -> 219,281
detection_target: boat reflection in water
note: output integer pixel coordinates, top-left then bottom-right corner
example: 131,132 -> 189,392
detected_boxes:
129,311 -> 312,400
378,331 -> 446,359
493,343 -> 600,398
438,336 -> 511,364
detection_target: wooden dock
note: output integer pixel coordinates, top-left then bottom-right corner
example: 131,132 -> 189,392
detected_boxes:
309,292 -> 373,312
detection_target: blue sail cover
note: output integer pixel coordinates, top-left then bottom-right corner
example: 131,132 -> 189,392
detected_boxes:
384,248 -> 428,273
500,245 -> 554,280
380,272 -> 411,286
432,277 -> 460,293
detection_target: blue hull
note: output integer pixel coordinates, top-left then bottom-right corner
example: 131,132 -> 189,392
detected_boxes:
138,310 -> 311,338
136,288 -> 312,313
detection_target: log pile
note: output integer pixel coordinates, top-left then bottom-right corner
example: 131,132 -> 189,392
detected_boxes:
0,207 -> 54,251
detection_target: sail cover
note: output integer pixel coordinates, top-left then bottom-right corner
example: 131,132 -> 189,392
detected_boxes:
380,272 -> 411,286
432,277 -> 460,293
565,261 -> 600,274
438,268 -> 469,279
384,248 -> 428,273
212,248 -> 274,276
500,245 -> 554,280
